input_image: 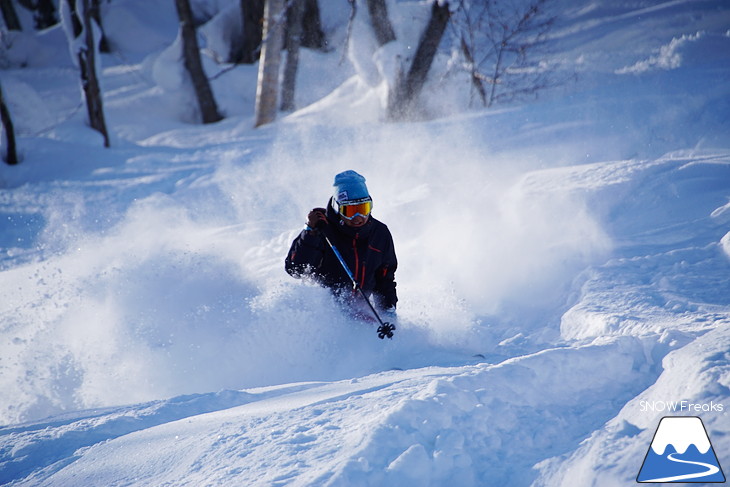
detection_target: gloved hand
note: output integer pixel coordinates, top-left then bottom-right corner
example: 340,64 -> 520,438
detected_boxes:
307,208 -> 328,230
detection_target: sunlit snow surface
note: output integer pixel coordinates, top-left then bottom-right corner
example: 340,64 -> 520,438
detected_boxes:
1,0 -> 729,485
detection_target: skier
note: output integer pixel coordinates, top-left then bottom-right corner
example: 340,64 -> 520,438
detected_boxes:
285,170 -> 398,318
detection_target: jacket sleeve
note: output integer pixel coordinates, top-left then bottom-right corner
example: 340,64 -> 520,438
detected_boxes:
285,229 -> 327,277
373,231 -> 398,310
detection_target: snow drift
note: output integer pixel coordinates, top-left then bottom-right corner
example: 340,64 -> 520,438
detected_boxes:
1,0 -> 729,485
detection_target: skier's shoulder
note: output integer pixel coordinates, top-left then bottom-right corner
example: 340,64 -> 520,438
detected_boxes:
366,217 -> 395,251
368,216 -> 391,234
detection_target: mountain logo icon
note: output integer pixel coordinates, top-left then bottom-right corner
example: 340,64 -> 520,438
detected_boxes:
637,416 -> 726,483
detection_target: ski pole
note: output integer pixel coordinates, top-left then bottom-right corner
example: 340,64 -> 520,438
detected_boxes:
318,226 -> 395,339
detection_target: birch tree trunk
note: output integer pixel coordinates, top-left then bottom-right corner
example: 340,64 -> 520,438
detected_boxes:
280,0 -> 304,112
254,0 -> 285,128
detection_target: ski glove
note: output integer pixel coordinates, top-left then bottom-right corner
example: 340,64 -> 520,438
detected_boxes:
307,208 -> 328,230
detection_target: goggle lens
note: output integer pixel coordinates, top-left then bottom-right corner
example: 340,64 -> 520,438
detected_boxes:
338,199 -> 372,219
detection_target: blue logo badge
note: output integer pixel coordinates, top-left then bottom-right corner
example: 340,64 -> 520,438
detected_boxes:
637,416 -> 726,483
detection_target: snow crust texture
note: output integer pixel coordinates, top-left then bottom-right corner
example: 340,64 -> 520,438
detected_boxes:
1,0 -> 729,486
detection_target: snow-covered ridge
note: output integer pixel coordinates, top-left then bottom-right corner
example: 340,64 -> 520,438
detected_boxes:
1,0 -> 729,485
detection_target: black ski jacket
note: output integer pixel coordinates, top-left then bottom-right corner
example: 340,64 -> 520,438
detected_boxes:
285,202 -> 398,310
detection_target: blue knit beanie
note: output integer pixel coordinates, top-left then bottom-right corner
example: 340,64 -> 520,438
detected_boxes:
333,170 -> 370,203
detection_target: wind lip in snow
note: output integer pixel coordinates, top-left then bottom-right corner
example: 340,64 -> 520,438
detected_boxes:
1,0 -> 730,486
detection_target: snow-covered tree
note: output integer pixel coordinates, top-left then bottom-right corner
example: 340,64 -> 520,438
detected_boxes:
345,0 -> 451,121
62,0 -> 110,146
174,0 -> 223,124
387,1 -> 451,120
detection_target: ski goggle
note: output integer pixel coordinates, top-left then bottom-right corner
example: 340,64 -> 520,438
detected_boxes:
336,197 -> 373,220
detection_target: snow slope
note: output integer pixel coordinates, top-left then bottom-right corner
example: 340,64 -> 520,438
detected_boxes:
1,0 -> 729,485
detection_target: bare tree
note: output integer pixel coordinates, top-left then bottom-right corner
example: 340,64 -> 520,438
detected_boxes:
280,0 -> 304,112
459,35 -> 487,106
1,0 -> 22,30
253,0 -> 285,127
357,0 -> 451,121
366,0 -> 395,46
89,0 -> 110,52
388,1 -> 450,120
300,0 -> 324,49
240,0 -> 264,64
0,80 -> 18,165
452,0 -> 558,108
175,0 -> 223,124
66,0 -> 110,146
67,0 -> 83,36
65,0 -> 108,50
26,0 -> 58,29
238,0 -> 322,64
